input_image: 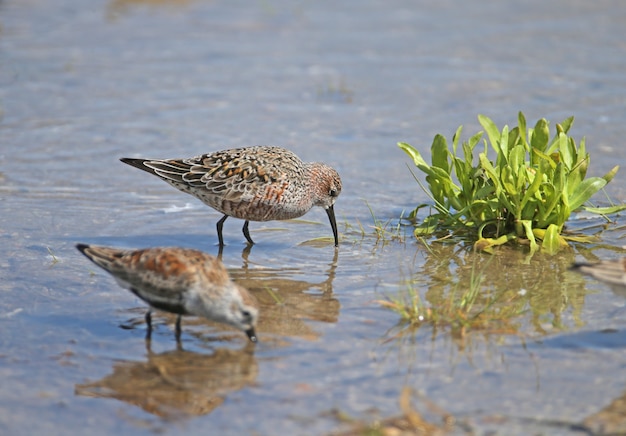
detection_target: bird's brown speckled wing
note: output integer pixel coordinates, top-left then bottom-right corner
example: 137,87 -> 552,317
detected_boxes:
78,245 -> 214,314
145,146 -> 303,204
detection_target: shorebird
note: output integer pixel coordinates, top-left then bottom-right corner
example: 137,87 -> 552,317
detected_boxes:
120,146 -> 342,247
76,244 -> 259,342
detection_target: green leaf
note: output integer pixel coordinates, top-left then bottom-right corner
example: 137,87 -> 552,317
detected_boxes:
398,142 -> 430,169
518,111 -> 528,149
474,233 -> 516,253
453,157 -> 469,188
520,220 -> 539,254
478,114 -> 501,153
431,134 -> 450,173
602,165 -> 619,184
558,133 -> 573,170
562,234 -> 597,243
414,214 -> 440,236
531,147 -> 557,171
425,176 -> 445,207
531,118 -> 550,153
568,177 -> 607,211
583,204 -> 626,215
452,125 -> 463,156
468,131 -> 484,149
559,116 -> 575,134
478,153 -> 499,185
497,125 -> 510,160
501,165 -> 517,196
463,131 -> 483,165
553,162 -> 566,202
549,116 -> 574,152
508,144 -> 526,172
508,127 -> 521,153
475,185 -> 495,199
578,136 -> 586,164
520,165 -> 544,212
566,148 -> 587,197
536,183 -> 562,226
538,224 -> 565,254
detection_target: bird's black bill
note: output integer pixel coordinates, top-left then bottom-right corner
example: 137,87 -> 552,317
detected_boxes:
326,205 -> 339,247
246,328 -> 258,342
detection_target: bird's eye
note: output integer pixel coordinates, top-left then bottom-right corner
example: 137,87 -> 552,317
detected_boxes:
329,189 -> 337,197
242,310 -> 252,321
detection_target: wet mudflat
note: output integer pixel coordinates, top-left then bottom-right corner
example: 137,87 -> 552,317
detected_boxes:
2,0 -> 626,434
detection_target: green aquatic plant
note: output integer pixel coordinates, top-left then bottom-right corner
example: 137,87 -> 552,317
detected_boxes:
264,286 -> 285,305
365,202 -> 406,244
377,261 -> 527,339
342,202 -> 407,246
46,246 -> 59,265
399,112 -> 626,254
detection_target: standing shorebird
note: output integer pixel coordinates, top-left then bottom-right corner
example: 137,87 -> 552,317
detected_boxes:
76,244 -> 259,342
571,258 -> 626,286
120,146 -> 342,247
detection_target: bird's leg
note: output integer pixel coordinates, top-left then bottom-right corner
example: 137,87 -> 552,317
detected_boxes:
175,315 -> 182,342
242,220 -> 255,245
216,215 -> 228,247
145,309 -> 153,341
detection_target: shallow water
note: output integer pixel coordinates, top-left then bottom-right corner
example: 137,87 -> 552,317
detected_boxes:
2,0 -> 626,434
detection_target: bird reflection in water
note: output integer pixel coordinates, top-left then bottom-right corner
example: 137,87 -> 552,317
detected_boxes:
228,246 -> 340,341
75,343 -> 257,418
76,246 -> 339,418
